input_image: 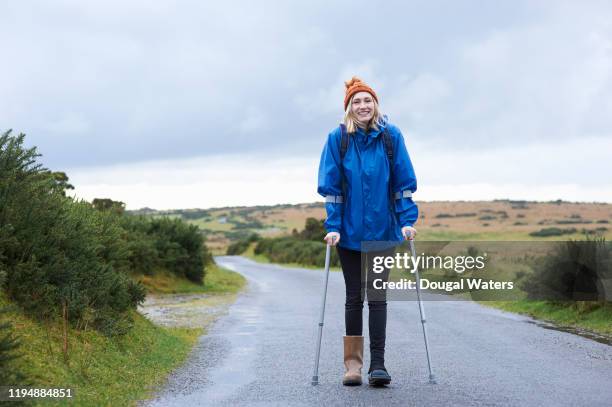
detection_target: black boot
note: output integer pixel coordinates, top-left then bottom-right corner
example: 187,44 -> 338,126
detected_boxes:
368,301 -> 391,386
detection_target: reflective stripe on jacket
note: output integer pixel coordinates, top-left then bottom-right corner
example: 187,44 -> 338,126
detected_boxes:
317,118 -> 418,251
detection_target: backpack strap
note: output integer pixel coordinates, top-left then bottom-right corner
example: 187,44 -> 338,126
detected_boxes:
382,127 -> 396,215
338,124 -> 349,204
339,123 -> 349,161
382,127 -> 394,163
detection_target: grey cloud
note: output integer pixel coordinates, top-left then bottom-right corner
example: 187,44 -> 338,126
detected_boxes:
1,0 -> 611,175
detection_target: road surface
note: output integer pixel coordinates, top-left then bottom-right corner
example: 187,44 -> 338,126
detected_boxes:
144,255 -> 612,406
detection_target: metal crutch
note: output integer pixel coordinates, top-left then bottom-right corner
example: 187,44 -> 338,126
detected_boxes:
409,237 -> 437,384
311,237 -> 335,386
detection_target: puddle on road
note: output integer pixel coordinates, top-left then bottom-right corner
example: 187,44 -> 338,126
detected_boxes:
525,320 -> 612,346
138,292 -> 238,328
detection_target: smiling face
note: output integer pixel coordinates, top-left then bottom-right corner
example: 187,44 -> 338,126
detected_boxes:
350,91 -> 375,126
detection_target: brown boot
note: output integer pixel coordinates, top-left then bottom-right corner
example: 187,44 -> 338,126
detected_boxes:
342,335 -> 363,386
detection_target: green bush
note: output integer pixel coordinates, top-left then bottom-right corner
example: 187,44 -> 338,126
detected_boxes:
118,215 -> 159,275
521,237 -> 611,301
1,131 -> 147,335
227,240 -> 249,255
227,233 -> 260,255
252,217 -> 336,266
291,217 -> 326,241
110,208 -> 213,282
148,217 -> 207,284
1,130 -> 214,335
529,227 -> 577,237
254,237 -> 339,267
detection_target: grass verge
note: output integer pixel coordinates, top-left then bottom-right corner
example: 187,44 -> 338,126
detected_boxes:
1,294 -> 199,406
135,263 -> 246,294
1,264 -> 246,406
481,300 -> 612,336
241,242 -> 341,271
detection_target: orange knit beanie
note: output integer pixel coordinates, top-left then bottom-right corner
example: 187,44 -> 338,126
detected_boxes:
343,76 -> 378,110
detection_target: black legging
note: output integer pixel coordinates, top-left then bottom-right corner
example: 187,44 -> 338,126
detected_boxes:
336,245 -> 394,371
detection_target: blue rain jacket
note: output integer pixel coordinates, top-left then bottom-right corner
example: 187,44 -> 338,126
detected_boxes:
317,117 -> 418,251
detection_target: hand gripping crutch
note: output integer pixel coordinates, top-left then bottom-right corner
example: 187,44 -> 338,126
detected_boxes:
311,238 -> 334,385
409,238 -> 437,384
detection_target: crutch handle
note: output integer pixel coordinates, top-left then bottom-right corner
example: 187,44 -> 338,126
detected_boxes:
402,225 -> 416,241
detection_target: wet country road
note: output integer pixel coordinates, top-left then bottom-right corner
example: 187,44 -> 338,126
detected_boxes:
144,255 -> 612,406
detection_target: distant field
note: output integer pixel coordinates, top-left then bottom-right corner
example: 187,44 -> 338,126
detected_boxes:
129,200 -> 612,254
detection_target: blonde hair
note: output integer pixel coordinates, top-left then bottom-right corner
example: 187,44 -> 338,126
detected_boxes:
342,94 -> 385,134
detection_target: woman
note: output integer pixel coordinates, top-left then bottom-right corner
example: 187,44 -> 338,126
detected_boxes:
317,77 -> 418,386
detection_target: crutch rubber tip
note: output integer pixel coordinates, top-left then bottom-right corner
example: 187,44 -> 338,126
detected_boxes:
311,376 -> 319,386
428,375 -> 437,384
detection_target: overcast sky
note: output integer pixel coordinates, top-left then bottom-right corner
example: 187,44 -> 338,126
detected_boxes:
2,0 -> 611,209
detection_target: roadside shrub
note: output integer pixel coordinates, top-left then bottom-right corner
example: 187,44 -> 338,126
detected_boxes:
582,227 -> 608,236
529,227 -> 577,237
227,234 -> 260,255
254,237 -> 340,267
1,130 -> 215,336
227,240 -> 249,255
118,215 -> 159,275
521,237 -> 611,301
148,217 -> 206,283
0,131 -> 146,336
293,217 -> 326,241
